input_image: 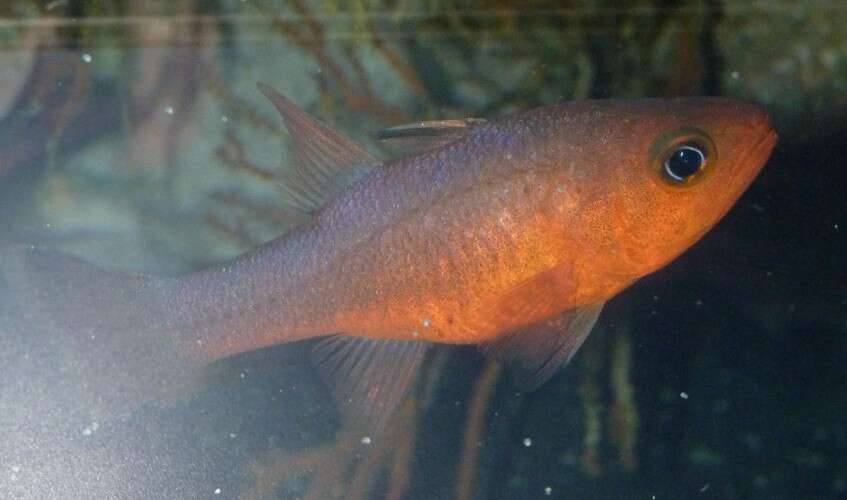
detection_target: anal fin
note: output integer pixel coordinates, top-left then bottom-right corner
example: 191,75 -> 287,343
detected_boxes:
310,336 -> 430,433
480,304 -> 604,391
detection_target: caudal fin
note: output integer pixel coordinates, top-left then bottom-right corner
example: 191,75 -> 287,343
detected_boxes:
0,245 -> 204,428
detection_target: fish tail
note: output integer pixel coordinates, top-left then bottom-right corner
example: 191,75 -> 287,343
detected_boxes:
0,245 -> 204,419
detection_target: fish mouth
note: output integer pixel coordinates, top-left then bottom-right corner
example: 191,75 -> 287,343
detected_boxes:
708,120 -> 777,231
728,117 -> 777,195
751,106 -> 778,162
746,125 -> 777,178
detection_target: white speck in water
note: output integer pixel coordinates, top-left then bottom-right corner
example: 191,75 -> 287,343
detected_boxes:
214,488 -> 221,495
221,115 -> 229,123
422,318 -> 430,328
694,299 -> 703,306
835,224 -> 840,230
229,433 -> 237,439
523,437 -> 532,447
680,392 -> 689,400
81,421 -> 99,436
165,106 -> 174,115
81,53 -> 92,63
360,436 -> 372,445
544,486 -> 552,495
239,372 -> 246,379
731,70 -> 740,80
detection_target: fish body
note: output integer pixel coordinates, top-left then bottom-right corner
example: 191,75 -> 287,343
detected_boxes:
0,87 -> 776,429
168,96 -> 775,354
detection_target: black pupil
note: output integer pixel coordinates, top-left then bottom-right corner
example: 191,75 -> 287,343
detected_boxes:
665,145 -> 705,181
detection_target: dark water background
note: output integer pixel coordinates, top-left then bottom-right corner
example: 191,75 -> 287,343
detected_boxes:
0,1 -> 844,499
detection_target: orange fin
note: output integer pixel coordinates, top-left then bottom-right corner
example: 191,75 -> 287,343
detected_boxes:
480,304 -> 604,391
257,83 -> 378,214
310,336 -> 430,432
377,118 -> 485,154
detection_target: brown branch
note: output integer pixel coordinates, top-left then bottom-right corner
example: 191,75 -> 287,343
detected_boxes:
342,42 -> 375,101
239,429 -> 360,500
367,18 -> 429,97
609,329 -> 639,471
258,0 -> 411,123
578,340 -> 603,476
204,213 -> 257,248
454,361 -> 502,500
206,66 -> 281,134
214,132 -> 280,181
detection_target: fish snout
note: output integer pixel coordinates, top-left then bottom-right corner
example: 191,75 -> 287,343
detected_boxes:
742,101 -> 777,145
748,110 -> 778,171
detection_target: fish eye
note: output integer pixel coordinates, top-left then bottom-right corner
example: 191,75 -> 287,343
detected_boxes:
663,143 -> 707,183
650,128 -> 716,187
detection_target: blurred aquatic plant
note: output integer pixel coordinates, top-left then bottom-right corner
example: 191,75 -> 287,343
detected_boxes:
609,330 -> 639,472
454,361 -> 503,500
0,0 -> 216,266
240,350 -> 449,500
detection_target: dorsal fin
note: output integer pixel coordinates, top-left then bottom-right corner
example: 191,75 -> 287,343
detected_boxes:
480,304 -> 604,391
257,83 -> 379,214
377,118 -> 486,155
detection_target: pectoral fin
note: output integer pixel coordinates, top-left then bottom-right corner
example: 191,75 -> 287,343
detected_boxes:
310,336 -> 430,432
480,304 -> 604,391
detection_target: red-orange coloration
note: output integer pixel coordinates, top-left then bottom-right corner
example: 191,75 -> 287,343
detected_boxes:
174,94 -> 775,353
0,87 -> 776,428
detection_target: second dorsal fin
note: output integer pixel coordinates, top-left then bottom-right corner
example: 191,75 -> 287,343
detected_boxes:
257,83 -> 379,214
377,118 -> 486,154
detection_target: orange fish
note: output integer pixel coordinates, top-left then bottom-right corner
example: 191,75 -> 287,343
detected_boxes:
0,84 -> 776,430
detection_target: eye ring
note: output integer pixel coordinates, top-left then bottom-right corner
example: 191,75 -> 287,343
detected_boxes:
649,127 -> 716,187
663,143 -> 707,183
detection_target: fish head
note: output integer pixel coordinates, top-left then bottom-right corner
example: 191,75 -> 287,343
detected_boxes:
542,97 -> 777,281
